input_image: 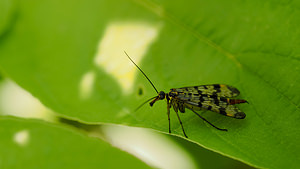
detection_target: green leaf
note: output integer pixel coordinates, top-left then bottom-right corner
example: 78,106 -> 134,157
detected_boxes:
171,135 -> 254,169
0,116 -> 151,169
0,0 -> 16,36
0,0 -> 299,168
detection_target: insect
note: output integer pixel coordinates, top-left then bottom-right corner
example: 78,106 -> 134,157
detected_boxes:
125,51 -> 247,138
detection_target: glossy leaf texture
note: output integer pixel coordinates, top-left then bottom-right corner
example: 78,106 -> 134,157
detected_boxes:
0,116 -> 151,169
0,0 -> 299,168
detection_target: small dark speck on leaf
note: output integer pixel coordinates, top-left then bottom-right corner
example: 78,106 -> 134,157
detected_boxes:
138,87 -> 143,96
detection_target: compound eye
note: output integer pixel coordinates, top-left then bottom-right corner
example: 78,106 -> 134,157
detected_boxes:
159,91 -> 165,99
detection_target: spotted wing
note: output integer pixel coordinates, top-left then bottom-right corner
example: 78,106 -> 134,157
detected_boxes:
183,96 -> 246,119
171,85 -> 245,119
178,84 -> 240,98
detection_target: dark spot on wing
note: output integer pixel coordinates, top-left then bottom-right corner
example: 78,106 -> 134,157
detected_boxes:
198,102 -> 202,107
220,97 -> 227,102
201,94 -> 208,97
210,94 -> 218,99
214,97 -> 219,105
235,112 -> 246,119
213,84 -> 221,89
207,106 -> 212,110
219,108 -> 226,115
227,86 -> 240,96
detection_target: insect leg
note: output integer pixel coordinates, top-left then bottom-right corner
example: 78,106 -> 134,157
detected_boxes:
174,110 -> 188,138
167,100 -> 171,134
190,109 -> 228,131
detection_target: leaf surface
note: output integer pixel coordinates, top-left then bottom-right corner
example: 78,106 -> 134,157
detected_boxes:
0,0 -> 299,168
0,116 -> 151,169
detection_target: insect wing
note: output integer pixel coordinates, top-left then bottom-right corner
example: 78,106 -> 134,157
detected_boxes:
172,87 -> 245,119
183,96 -> 246,119
178,84 -> 240,98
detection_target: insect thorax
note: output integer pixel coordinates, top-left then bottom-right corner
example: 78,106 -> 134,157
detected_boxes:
168,88 -> 178,98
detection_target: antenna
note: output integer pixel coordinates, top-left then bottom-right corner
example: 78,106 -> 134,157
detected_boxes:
135,96 -> 157,112
124,51 -> 159,94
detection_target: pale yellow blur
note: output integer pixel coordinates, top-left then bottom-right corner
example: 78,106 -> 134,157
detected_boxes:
79,71 -> 96,100
97,125 -> 198,169
94,21 -> 161,94
0,79 -> 55,120
13,130 -> 30,147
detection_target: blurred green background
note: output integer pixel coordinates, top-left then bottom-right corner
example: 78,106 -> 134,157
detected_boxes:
0,0 -> 299,168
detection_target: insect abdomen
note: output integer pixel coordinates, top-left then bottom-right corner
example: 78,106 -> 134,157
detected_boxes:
227,99 -> 248,105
